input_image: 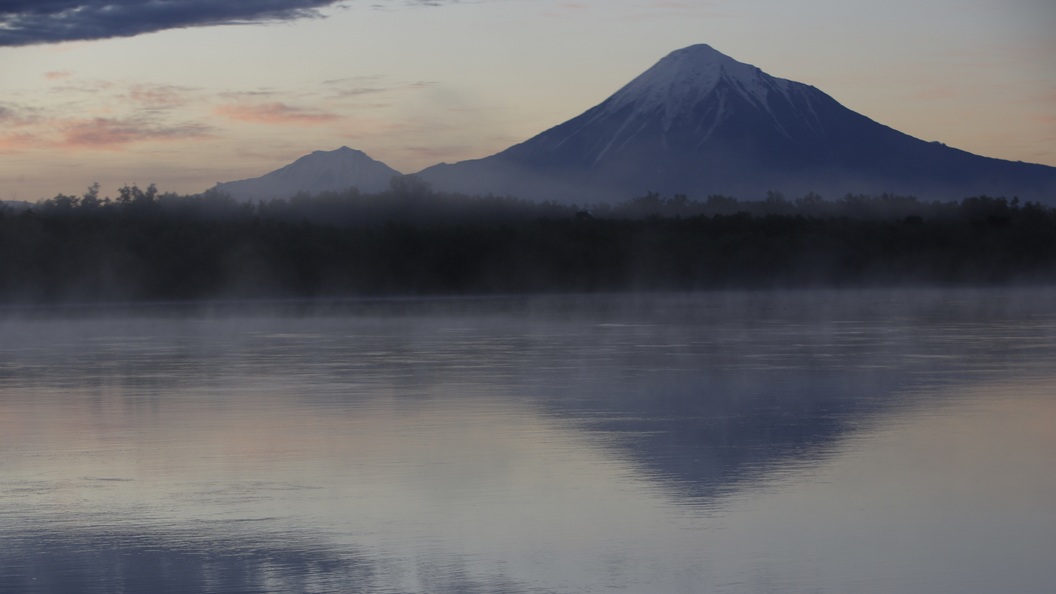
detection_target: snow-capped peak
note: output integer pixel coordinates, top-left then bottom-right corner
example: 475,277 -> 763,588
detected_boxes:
601,44 -> 791,127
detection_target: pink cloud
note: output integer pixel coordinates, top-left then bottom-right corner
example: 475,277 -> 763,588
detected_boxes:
0,132 -> 44,153
214,102 -> 341,125
59,117 -> 212,149
0,106 -> 49,152
44,70 -> 75,80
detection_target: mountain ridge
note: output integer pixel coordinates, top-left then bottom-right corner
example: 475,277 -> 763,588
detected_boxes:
210,45 -> 1056,204
416,44 -> 1056,202
212,146 -> 402,202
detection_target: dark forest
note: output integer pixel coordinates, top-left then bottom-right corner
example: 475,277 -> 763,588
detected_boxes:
2,180 -> 1054,304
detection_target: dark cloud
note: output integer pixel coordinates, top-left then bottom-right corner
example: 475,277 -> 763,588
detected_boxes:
0,1 -> 343,46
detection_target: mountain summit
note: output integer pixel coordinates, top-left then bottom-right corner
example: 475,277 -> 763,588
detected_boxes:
419,44 -> 1056,202
212,146 -> 401,202
591,44 -> 788,138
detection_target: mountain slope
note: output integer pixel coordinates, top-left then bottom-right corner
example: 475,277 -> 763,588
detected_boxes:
212,146 -> 402,201
418,44 -> 1056,202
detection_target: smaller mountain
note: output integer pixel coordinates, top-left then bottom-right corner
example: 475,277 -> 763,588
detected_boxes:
212,147 -> 401,201
1,199 -> 33,211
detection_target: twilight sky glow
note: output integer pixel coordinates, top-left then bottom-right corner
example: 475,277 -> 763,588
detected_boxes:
2,0 -> 1054,201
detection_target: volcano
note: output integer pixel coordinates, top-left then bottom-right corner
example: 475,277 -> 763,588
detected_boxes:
418,44 -> 1056,203
212,146 -> 402,202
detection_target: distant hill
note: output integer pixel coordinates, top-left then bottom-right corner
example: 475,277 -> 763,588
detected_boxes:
417,44 -> 1056,203
1,200 -> 33,211
211,146 -> 402,202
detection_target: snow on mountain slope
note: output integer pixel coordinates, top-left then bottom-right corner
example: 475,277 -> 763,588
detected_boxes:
418,44 -> 1056,203
211,47 -> 1056,204
600,44 -> 789,128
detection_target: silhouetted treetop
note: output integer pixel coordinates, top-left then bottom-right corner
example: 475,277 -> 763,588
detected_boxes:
1,184 -> 1052,303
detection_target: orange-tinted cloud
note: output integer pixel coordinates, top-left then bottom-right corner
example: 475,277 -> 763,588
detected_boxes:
59,117 -> 213,149
2,83 -> 215,153
0,132 -> 45,153
44,70 -> 75,80
214,102 -> 341,125
0,106 -> 47,153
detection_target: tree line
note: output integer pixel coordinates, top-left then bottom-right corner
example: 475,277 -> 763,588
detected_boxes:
1,181 -> 1054,303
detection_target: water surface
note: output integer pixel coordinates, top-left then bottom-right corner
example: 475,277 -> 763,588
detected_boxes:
2,290 -> 1054,593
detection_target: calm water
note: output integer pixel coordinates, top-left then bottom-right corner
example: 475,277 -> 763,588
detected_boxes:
1,290 -> 1054,593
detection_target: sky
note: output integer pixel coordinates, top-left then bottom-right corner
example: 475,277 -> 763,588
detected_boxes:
1,0 -> 1054,201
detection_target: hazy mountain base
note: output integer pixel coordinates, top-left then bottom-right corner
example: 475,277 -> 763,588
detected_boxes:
418,140 -> 1056,206
2,184 -> 1055,304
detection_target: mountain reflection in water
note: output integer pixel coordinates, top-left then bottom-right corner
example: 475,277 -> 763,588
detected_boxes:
1,290 -> 1054,593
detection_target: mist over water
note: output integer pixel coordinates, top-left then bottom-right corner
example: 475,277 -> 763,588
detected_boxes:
2,290 -> 1055,593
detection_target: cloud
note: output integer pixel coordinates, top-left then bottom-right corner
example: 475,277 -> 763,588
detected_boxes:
0,1 -> 478,46
0,104 -> 41,126
0,1 -> 341,46
125,84 -> 197,108
0,132 -> 44,153
48,78 -> 117,95
324,77 -> 436,100
214,102 -> 341,125
0,109 -> 213,152
44,70 -> 75,80
59,117 -> 213,148
332,87 -> 390,99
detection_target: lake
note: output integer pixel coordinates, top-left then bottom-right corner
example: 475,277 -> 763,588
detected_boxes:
2,290 -> 1055,593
